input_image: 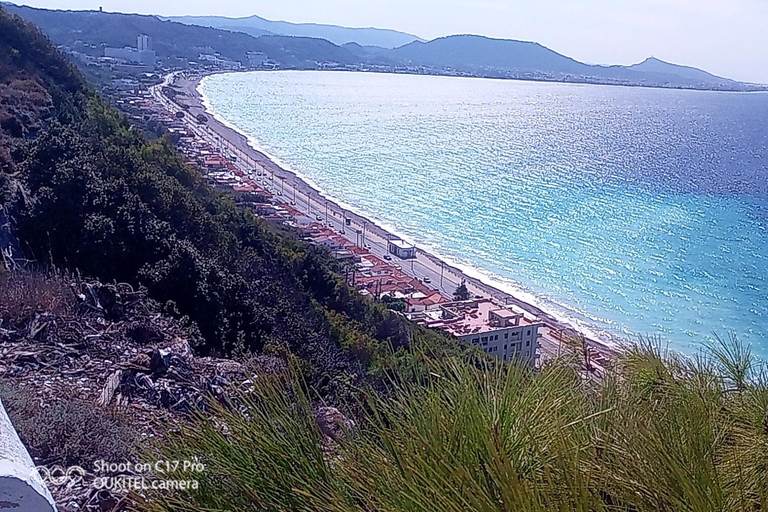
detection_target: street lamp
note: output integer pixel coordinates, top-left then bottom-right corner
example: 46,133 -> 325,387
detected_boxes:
305,190 -> 312,214
325,202 -> 329,225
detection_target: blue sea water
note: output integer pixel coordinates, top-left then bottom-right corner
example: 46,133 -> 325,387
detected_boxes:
199,71 -> 768,355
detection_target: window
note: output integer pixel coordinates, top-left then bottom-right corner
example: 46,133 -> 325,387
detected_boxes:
527,329 -> 531,336
472,338 -> 479,344
481,337 -> 488,343
494,335 -> 499,340
504,332 -> 509,339
526,339 -> 530,347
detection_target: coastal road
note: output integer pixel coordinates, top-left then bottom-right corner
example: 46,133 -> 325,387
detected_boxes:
151,77 -> 595,363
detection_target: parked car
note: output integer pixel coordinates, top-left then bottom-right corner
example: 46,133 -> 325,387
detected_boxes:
316,215 -> 323,221
383,254 -> 392,261
423,276 -> 432,283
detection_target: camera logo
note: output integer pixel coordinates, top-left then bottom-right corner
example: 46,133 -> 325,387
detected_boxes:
34,465 -> 86,486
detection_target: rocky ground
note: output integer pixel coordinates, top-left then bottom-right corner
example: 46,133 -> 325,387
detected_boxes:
0,270 -> 283,511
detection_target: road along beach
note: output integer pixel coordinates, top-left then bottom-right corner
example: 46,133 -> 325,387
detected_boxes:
153,71 -> 621,366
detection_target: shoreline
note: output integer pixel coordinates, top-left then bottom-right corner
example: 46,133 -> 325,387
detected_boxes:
157,70 -> 623,361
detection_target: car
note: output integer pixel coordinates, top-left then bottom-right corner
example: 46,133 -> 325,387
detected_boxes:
290,200 -> 296,205
383,254 -> 392,261
364,244 -> 371,249
340,229 -> 346,234
316,215 -> 323,221
394,265 -> 402,270
423,276 -> 432,283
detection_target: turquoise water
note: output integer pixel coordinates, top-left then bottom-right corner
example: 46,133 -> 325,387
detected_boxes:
199,71 -> 768,354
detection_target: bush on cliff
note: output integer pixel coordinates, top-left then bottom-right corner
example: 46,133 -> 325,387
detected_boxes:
144,336 -> 768,512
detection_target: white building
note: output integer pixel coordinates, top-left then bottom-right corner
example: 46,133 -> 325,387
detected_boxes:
198,53 -> 242,70
422,298 -> 542,367
137,34 -> 151,51
104,35 -> 156,68
387,239 -> 417,259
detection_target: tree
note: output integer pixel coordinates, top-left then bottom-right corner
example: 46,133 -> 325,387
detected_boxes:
453,280 -> 470,301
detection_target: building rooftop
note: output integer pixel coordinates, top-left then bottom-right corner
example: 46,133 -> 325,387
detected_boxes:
388,239 -> 415,250
426,299 -> 541,338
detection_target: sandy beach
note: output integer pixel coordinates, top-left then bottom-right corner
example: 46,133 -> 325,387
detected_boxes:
152,71 -> 621,362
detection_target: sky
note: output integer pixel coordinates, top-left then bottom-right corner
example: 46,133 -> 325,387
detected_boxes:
13,0 -> 768,83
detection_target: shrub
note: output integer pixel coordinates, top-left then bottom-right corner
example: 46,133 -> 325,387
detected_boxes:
0,379 -> 138,467
141,337 -> 768,512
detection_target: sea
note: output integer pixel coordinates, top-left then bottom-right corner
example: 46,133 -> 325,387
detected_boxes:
199,70 -> 768,356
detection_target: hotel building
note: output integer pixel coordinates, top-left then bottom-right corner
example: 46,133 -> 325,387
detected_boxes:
415,298 -> 542,367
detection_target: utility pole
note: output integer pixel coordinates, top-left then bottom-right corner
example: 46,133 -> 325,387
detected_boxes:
280,177 -> 285,195
325,202 -> 329,225
293,182 -> 297,203
362,221 -> 367,246
440,261 -> 445,289
305,191 -> 311,215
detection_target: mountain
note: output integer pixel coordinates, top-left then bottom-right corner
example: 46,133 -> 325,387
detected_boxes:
2,4 -> 366,68
626,56 -> 740,87
386,34 -> 759,90
391,34 -> 590,74
4,4 -> 761,91
167,13 -> 422,49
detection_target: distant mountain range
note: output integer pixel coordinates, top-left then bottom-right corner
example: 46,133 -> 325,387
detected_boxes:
385,35 -> 747,88
165,14 -> 423,49
3,3 -> 763,91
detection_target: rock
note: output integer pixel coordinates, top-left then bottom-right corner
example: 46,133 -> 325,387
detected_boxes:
149,348 -> 172,375
314,406 -> 355,442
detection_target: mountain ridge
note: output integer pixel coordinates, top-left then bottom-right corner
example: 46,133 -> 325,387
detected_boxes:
166,13 -> 423,49
3,3 -> 763,91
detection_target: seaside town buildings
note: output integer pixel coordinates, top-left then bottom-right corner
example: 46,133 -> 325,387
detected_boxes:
104,35 -> 157,68
116,74 -> 549,368
409,298 -> 542,367
387,239 -> 417,259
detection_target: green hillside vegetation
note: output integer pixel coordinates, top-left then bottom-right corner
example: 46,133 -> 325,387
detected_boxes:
0,5 -> 460,401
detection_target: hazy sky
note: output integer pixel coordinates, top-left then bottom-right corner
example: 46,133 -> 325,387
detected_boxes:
14,0 -> 768,83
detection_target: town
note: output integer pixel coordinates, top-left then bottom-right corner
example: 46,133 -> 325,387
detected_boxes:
106,56 -> 609,371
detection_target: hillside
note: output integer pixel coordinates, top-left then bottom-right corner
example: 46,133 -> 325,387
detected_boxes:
2,3 -> 368,68
391,34 -> 591,74
167,13 -> 422,48
627,56 -> 740,87
6,4 -> 762,91
0,4 -> 459,404
387,34 -> 758,90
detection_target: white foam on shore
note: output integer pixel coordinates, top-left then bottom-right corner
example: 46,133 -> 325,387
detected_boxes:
196,74 -> 623,349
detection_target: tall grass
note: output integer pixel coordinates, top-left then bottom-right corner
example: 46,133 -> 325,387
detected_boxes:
141,339 -> 768,512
